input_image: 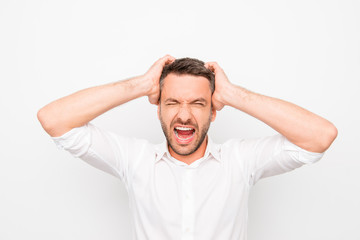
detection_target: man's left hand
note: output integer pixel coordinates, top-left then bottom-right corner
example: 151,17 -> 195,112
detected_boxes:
205,62 -> 232,111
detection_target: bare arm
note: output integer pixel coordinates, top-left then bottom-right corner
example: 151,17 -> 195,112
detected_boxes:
205,62 -> 337,153
37,55 -> 175,137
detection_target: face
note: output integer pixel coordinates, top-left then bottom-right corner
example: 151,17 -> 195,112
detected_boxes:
158,73 -> 216,157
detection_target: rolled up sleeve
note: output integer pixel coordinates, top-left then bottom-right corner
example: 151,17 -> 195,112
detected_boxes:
51,123 -> 131,183
282,137 -> 324,164
52,124 -> 92,157
232,134 -> 324,187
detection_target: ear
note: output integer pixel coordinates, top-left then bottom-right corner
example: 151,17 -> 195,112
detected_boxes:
211,107 -> 217,122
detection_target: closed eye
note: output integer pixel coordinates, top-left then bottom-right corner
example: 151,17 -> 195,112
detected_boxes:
164,98 -> 180,105
191,98 -> 207,106
166,102 -> 178,106
193,102 -> 205,106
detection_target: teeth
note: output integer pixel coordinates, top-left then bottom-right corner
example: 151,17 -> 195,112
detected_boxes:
175,127 -> 193,131
175,131 -> 194,140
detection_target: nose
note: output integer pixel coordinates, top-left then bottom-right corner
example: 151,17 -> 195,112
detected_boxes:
176,104 -> 192,123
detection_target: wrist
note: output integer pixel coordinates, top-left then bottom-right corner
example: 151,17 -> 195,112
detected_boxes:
218,82 -> 236,106
129,75 -> 154,97
222,83 -> 250,107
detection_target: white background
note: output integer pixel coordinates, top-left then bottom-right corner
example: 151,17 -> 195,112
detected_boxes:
0,0 -> 359,239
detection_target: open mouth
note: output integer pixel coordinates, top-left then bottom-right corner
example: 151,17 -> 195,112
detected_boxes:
174,126 -> 195,144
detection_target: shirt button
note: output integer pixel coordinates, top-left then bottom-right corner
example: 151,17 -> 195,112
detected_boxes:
185,194 -> 190,199
185,227 -> 190,232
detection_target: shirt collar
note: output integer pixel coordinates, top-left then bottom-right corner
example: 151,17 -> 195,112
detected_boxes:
154,136 -> 221,164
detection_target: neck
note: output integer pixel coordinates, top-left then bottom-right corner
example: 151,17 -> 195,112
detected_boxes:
168,136 -> 208,165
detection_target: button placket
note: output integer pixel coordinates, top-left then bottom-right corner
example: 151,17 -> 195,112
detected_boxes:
181,168 -> 195,240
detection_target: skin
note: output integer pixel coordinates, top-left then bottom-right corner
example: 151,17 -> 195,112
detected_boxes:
37,54 -> 337,166
158,73 -> 216,164
205,62 -> 338,153
37,55 -> 176,137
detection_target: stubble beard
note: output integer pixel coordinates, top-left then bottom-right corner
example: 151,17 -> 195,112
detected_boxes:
159,113 -> 212,156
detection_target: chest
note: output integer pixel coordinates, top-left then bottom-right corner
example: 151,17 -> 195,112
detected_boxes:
128,157 -> 248,222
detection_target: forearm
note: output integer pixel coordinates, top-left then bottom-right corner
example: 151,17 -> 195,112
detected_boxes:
222,84 -> 338,153
38,75 -> 149,137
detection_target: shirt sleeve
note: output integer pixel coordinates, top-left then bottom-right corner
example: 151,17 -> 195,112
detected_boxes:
51,123 -> 133,184
233,134 -> 325,187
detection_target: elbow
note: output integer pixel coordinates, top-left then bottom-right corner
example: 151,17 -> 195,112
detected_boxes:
37,107 -> 51,132
299,122 -> 338,153
318,122 -> 338,152
37,106 -> 58,136
37,106 -> 74,137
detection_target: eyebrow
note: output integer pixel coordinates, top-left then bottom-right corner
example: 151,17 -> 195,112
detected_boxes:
164,98 -> 180,103
164,98 -> 208,104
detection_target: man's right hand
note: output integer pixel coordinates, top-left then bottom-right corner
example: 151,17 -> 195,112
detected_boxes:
142,54 -> 175,105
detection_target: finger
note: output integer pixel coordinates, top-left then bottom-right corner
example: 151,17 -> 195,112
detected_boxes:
160,54 -> 175,66
164,57 -> 175,65
205,62 -> 221,74
212,101 -> 220,111
152,55 -> 173,67
204,62 -> 212,72
148,96 -> 159,105
214,102 -> 224,111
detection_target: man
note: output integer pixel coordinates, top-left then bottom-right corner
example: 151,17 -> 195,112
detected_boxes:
37,55 -> 337,240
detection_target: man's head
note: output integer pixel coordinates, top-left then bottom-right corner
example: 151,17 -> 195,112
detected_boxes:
159,58 -> 215,102
157,57 -> 216,158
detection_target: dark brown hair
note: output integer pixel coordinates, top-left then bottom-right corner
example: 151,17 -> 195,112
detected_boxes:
159,57 -> 215,100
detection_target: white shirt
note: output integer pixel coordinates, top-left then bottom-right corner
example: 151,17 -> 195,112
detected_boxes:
52,123 -> 324,240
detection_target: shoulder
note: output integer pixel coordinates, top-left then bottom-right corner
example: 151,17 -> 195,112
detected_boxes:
219,135 -> 286,156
